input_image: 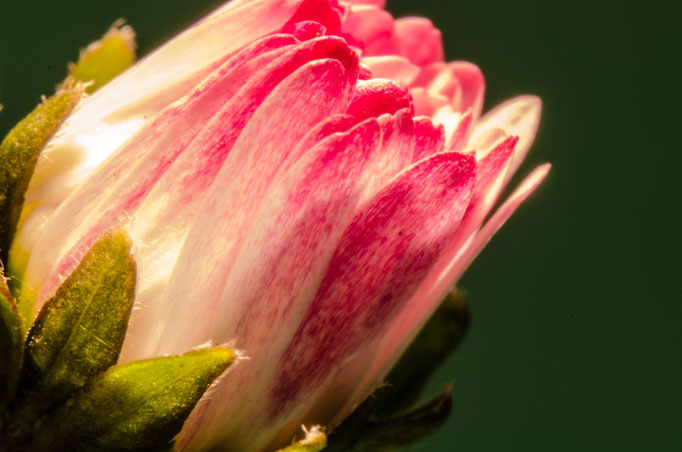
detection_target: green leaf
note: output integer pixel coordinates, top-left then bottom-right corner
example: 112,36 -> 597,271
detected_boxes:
19,229 -> 136,410
327,390 -> 452,452
62,20 -> 136,94
0,85 -> 84,269
277,426 -> 327,452
27,347 -> 236,452
0,272 -> 23,412
373,289 -> 469,417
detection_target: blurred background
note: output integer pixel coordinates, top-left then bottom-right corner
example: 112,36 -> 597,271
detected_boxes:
0,0 -> 679,450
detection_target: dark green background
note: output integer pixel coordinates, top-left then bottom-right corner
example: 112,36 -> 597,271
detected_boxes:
1,1 -> 679,451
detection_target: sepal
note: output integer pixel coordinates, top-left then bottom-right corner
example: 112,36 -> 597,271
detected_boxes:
277,426 -> 327,452
0,273 -> 23,413
26,347 -> 236,452
19,229 -> 136,409
60,20 -> 137,94
0,85 -> 85,267
327,390 -> 452,452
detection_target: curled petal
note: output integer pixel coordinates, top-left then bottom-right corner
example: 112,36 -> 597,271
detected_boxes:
449,61 -> 485,119
361,55 -> 420,85
347,78 -> 413,121
470,95 -> 542,178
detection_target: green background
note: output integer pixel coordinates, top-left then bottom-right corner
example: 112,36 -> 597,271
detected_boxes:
0,0 -> 679,450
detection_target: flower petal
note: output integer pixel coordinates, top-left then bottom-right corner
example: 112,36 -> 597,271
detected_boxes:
357,108 -> 415,203
449,61 -> 485,119
26,36 -> 359,316
130,53 -> 358,363
23,33 -> 301,310
469,95 -> 542,179
176,118 -> 383,452
25,0 -> 315,210
394,17 -> 444,66
361,55 -> 420,85
267,151 -> 475,429
347,78 -> 413,121
411,116 -> 446,162
354,164 -> 551,408
342,4 -> 400,56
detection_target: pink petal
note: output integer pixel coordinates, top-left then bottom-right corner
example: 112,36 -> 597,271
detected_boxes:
444,135 -> 518,257
347,78 -> 413,121
341,4 -> 400,56
432,106 -> 472,151
29,0 -> 314,203
361,55 -> 420,85
132,54 -> 358,363
410,86 -> 449,117
25,33 -> 303,310
470,95 -> 542,179
411,61 -> 447,88
177,119 -> 383,452
267,151 -> 475,422
409,62 -> 485,119
450,61 -> 485,119
412,116 -> 446,162
360,164 -> 551,400
357,108 -> 415,203
282,20 -> 328,40
345,0 -> 386,6
394,17 -> 444,66
283,0 -> 345,35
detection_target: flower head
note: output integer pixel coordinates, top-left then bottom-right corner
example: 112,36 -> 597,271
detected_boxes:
11,1 -> 549,450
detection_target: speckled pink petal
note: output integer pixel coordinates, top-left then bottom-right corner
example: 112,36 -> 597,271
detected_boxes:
283,0 -> 345,35
136,53 -> 358,363
343,164 -> 550,418
357,108 -> 415,202
394,17 -> 444,66
267,151 -> 475,426
445,135 -> 518,256
177,118 -> 383,452
24,33 -> 302,312
347,78 -> 413,121
411,116 -> 446,162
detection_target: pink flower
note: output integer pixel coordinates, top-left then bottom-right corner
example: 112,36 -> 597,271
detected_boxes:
14,0 -> 549,450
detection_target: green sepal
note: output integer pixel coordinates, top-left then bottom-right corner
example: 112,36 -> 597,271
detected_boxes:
277,426 -> 327,452
19,229 -> 136,410
61,20 -> 136,94
373,290 -> 469,417
326,389 -> 452,452
0,273 -> 23,412
0,85 -> 84,267
27,347 -> 236,452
